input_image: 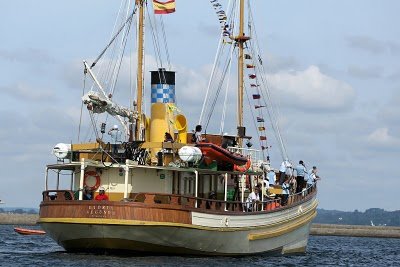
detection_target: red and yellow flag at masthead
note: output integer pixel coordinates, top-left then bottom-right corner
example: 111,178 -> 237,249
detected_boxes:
153,0 -> 176,14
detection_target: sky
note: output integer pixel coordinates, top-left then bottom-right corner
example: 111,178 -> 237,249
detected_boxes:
0,0 -> 399,211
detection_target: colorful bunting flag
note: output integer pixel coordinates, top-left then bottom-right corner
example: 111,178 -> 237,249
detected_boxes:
245,54 -> 252,59
255,105 -> 266,109
210,0 -> 229,32
153,0 -> 176,14
252,94 -> 260,99
250,84 -> 259,87
258,126 -> 265,131
246,64 -> 255,68
260,136 -> 267,141
257,117 -> 264,122
249,74 -> 256,79
258,55 -> 263,65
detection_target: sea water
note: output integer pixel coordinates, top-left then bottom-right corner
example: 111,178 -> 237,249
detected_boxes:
0,225 -> 399,266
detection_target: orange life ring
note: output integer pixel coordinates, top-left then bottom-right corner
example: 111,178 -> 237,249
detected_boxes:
234,158 -> 251,172
83,171 -> 101,191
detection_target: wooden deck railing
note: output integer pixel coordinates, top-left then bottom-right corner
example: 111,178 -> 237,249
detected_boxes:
42,183 -> 317,213
42,190 -> 75,201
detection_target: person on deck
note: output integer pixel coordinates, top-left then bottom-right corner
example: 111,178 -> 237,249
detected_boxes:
267,169 -> 276,186
108,125 -> 122,155
194,125 -> 205,143
281,177 -> 291,206
164,132 -> 174,142
306,166 -> 320,193
95,187 -> 109,201
83,186 -> 93,200
246,187 -> 260,211
279,159 -> 292,185
294,160 -> 307,194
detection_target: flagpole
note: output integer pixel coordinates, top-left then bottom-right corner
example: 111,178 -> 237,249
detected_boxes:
135,0 -> 145,140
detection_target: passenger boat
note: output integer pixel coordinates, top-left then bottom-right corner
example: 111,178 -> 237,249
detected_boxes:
39,0 -> 318,255
14,227 -> 46,235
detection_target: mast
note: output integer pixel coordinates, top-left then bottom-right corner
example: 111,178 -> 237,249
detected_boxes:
235,0 -> 249,146
238,0 -> 245,129
135,0 -> 145,140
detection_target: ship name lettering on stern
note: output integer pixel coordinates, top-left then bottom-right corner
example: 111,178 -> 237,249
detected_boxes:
86,205 -> 116,218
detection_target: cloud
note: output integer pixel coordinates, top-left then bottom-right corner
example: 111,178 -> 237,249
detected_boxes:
347,65 -> 383,79
346,35 -> 386,54
1,83 -> 56,102
377,90 -> 400,132
0,48 -> 56,64
366,127 -> 400,148
346,35 -> 400,56
263,53 -> 299,73
268,65 -> 356,112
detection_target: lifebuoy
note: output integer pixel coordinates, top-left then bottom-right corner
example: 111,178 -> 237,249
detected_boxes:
234,158 -> 251,172
83,171 -> 101,191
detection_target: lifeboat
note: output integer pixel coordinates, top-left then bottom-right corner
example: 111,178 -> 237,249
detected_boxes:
196,142 -> 248,167
14,227 -> 46,235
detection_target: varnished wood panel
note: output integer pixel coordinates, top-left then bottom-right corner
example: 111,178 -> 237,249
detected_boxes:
40,201 -> 192,225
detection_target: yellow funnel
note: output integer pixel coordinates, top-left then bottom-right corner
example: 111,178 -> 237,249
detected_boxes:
174,114 -> 187,143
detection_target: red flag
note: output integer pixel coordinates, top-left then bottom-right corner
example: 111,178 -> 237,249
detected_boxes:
153,0 -> 176,14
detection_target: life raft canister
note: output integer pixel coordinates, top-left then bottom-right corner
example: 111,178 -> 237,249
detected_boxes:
234,158 -> 251,172
83,171 -> 101,191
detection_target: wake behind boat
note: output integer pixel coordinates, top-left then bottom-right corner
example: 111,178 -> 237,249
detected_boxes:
39,0 -> 318,255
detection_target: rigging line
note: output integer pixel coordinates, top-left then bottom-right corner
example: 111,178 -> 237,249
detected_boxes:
199,0 -> 233,126
219,42 -> 235,134
109,3 -> 133,95
248,3 -> 286,144
89,111 -> 101,141
95,1 -> 132,95
146,6 -> 163,68
243,81 -> 268,160
251,51 -> 287,159
78,73 -> 87,142
90,8 -> 136,69
110,12 -> 133,95
245,8 -> 290,160
204,47 -> 232,131
205,43 -> 232,124
198,33 -> 226,126
159,15 -> 171,70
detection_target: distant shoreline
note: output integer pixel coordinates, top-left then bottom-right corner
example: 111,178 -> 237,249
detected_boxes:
0,213 -> 38,225
311,223 -> 400,238
1,213 -> 399,238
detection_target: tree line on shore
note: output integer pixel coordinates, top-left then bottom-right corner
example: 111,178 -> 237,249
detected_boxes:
314,208 -> 400,226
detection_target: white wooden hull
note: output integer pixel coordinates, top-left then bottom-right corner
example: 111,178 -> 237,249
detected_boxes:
40,198 -> 317,255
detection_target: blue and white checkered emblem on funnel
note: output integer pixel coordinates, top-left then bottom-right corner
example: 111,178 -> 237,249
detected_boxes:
151,84 -> 175,103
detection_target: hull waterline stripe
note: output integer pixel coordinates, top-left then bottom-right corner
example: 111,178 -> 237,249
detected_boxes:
248,209 -> 317,240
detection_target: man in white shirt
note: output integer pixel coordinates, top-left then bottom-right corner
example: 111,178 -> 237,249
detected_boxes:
294,160 -> 307,194
246,187 -> 260,211
306,166 -> 320,193
279,159 -> 292,185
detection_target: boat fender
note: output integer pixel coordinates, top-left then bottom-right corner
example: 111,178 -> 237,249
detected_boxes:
234,158 -> 251,172
83,171 -> 101,191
